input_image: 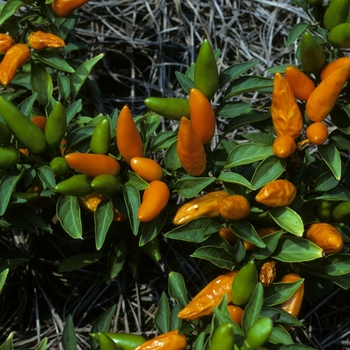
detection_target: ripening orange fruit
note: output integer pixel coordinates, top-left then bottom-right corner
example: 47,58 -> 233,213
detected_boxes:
306,122 -> 328,145
272,134 -> 296,158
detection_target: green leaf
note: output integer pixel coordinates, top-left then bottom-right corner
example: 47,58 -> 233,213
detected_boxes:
62,315 -> 77,350
318,254 -> 350,276
164,140 -> 181,172
314,171 -> 339,192
0,258 -> 28,274
18,93 -> 38,116
219,61 -> 259,87
263,279 -> 304,306
30,61 -> 53,107
32,51 -> 75,73
330,128 -> 350,149
175,71 -> 194,93
0,269 -> 9,294
193,332 -> 206,350
242,132 -> 275,145
272,237 -> 323,262
56,195 -> 83,239
269,325 -> 294,345
191,246 -> 236,270
95,199 -> 114,250
261,306 -> 302,327
216,101 -> 251,118
34,338 -> 48,350
168,271 -> 188,308
318,143 -> 342,181
123,184 -> 140,236
224,76 -> 273,101
154,292 -> 171,334
105,237 -> 127,283
225,112 -> 270,132
253,231 -> 284,260
174,176 -> 216,198
269,207 -> 304,236
286,22 -> 309,46
66,99 -> 83,124
165,217 -> 222,243
170,303 -> 182,331
230,221 -> 266,248
0,332 -> 14,350
0,0 -> 24,25
151,130 -> 177,152
58,253 -> 106,272
139,210 -> 167,246
218,172 -> 255,190
242,283 -> 264,334
314,188 -> 350,201
225,143 -> 274,168
58,74 -> 71,101
37,165 -> 56,190
142,114 -> 161,142
12,206 -> 53,233
70,54 -> 104,99
126,172 -> 149,191
66,125 -> 95,148
250,157 -> 287,190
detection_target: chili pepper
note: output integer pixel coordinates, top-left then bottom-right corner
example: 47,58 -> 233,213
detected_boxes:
299,32 -> 326,75
227,305 -> 244,327
194,39 -> 219,100
130,157 -> 163,182
219,227 -> 238,244
51,0 -> 89,17
0,145 -> 19,169
272,134 -> 296,159
144,97 -> 190,120
141,236 -> 161,262
316,200 -> 337,220
231,260 -> 258,306
91,174 -> 121,197
65,153 -> 120,178
116,105 -> 143,163
45,101 -> 67,147
173,191 -> 229,225
271,73 -> 302,139
90,332 -> 118,350
323,0 -> 350,31
284,65 -> 315,101
11,191 -> 39,207
55,174 -> 93,196
244,227 -> 278,251
306,121 -> 328,145
134,330 -> 187,350
0,121 -> 12,145
306,222 -> 344,254
279,273 -> 304,319
177,270 -> 238,320
28,31 -> 65,50
60,137 -> 68,155
30,116 -> 47,132
0,34 -> 13,53
320,57 -> 350,80
219,194 -> 251,221
259,261 -> 277,287
255,179 -> 297,207
208,323 -> 234,350
306,65 -> 349,122
137,180 -> 169,222
50,156 -> 69,176
329,23 -> 350,48
0,43 -> 30,86
90,117 -> 110,154
189,88 -> 216,144
332,201 -> 350,222
176,117 -> 206,176
0,96 -> 47,154
241,317 -> 273,350
90,332 -> 146,350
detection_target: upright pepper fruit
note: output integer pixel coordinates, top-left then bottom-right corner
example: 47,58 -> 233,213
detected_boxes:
323,0 -> 350,31
208,323 -> 234,350
134,330 -> 187,350
177,270 -> 238,320
306,65 -> 349,122
284,65 -> 315,101
0,43 -> 30,86
189,88 -> 216,144
90,332 -> 146,350
137,180 -> 169,222
52,0 -> 89,17
332,201 -> 350,222
45,101 -> 67,147
144,97 -> 190,120
50,156 -> 69,176
241,317 -> 273,350
173,191 -> 229,225
219,195 -> 251,221
0,34 -> 13,53
329,22 -> 350,48
194,39 -> 219,100
0,96 -> 47,154
141,236 -> 162,262
28,31 -> 65,50
90,117 -> 110,154
255,179 -> 297,207
116,105 -> 143,163
130,157 -> 163,182
0,146 -> 19,169
176,117 -> 206,176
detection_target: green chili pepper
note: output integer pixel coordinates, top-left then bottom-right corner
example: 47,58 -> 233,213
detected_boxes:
299,32 -> 326,75
323,0 -> 350,31
50,156 -> 69,176
91,174 -> 121,197
0,96 -> 47,154
242,317 -> 273,350
141,236 -> 161,262
316,200 -> 337,220
208,323 -> 234,350
332,201 -> 350,222
0,121 -> 12,145
329,23 -> 350,48
45,101 -> 67,147
194,39 -> 219,100
90,332 -> 118,350
55,174 -> 93,196
0,145 -> 19,169
144,97 -> 190,120
91,332 -> 146,350
231,260 -> 258,306
90,117 -> 111,154
10,191 -> 39,207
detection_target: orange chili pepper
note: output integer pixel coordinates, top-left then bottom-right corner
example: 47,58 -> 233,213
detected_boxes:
28,31 -> 65,50
219,195 -> 251,221
130,157 -> 163,182
135,330 -> 187,350
320,56 -> 350,80
227,305 -> 244,327
0,33 -> 13,53
284,65 -> 315,101
51,0 -> 89,17
30,116 -> 47,132
306,121 -> 328,145
272,134 -> 296,159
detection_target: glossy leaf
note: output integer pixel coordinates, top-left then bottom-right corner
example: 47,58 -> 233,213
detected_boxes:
317,254 -> 350,276
95,198 -> 114,250
30,61 -> 53,107
154,292 -> 170,334
62,315 -> 77,350
261,306 -> 302,327
168,271 -> 188,308
33,51 -> 75,73
139,210 -> 167,246
191,246 -> 236,270
218,172 -> 254,190
105,237 -> 127,283
170,303 -> 182,331
193,332 -> 206,350
0,0 -> 24,25
58,253 -> 106,272
126,172 -> 149,191
34,338 -> 48,350
269,207 -> 304,237
58,74 -> 71,101
0,269 -> 8,294
230,221 -> 266,248
37,165 -> 56,190
175,71 -> 194,93
225,111 -> 270,132
151,130 -> 177,152
164,140 -> 181,171
216,101 -> 251,118
318,143 -> 342,181
253,231 -> 284,260
66,99 -> 83,124
219,61 -> 259,87
0,332 -> 14,350
174,176 -> 216,198
123,183 -> 140,236
269,325 -> 294,345
286,22 -> 309,46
